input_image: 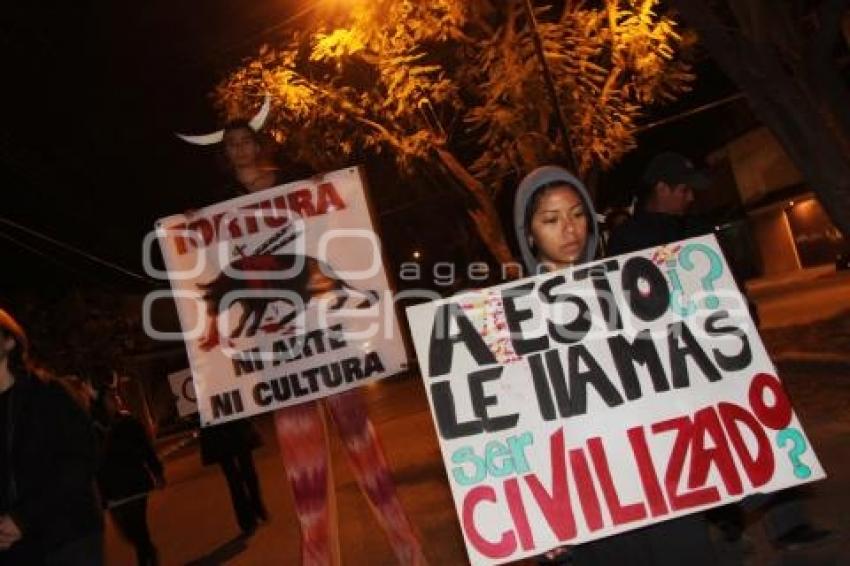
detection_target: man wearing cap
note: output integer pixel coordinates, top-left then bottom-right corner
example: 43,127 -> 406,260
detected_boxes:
606,153 -> 830,554
608,151 -> 710,256
0,309 -> 103,565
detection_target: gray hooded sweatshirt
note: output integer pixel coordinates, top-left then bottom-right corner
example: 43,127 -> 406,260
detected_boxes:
513,165 -> 599,273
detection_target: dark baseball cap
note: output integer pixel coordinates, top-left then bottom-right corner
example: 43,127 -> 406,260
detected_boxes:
642,152 -> 710,190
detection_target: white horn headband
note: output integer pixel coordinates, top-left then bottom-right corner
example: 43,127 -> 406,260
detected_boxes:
175,94 -> 271,145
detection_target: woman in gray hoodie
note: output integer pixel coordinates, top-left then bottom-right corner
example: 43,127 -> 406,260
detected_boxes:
513,166 -> 718,565
513,165 -> 599,275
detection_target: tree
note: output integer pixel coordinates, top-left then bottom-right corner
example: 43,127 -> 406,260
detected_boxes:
672,0 -> 850,238
215,0 -> 694,266
21,288 -> 149,377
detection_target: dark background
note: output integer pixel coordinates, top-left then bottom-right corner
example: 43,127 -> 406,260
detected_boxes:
1,1 -> 751,299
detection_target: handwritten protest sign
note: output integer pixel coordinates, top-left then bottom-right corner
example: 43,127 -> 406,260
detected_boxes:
406,234 -> 825,565
156,167 -> 406,426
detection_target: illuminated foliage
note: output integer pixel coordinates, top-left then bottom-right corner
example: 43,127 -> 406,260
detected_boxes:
466,0 -> 694,179
215,0 -> 693,262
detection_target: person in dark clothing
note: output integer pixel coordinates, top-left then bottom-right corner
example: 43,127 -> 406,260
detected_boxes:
181,122 -> 274,540
607,151 -> 830,552
184,121 -> 273,540
607,151 -> 712,257
0,309 -> 103,566
198,419 -> 267,537
95,385 -> 164,566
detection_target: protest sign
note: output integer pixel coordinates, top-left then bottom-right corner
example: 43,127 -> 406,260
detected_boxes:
168,368 -> 198,417
157,167 -> 406,426
406,234 -> 825,565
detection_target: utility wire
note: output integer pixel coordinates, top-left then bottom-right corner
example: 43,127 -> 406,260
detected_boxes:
0,227 -> 96,283
175,3 -> 319,69
0,216 -> 158,286
636,93 -> 746,134
221,3 -> 318,54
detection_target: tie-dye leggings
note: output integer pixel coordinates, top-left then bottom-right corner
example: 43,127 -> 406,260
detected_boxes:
273,388 -> 427,565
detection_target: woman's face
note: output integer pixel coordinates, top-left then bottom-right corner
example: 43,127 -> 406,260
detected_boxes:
223,127 -> 261,168
529,185 -> 588,269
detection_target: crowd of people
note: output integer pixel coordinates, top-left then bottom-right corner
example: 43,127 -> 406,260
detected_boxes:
0,115 -> 833,566
0,312 -> 164,566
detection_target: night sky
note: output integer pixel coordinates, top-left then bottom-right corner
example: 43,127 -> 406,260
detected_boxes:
2,2 -> 304,293
1,1 -> 749,302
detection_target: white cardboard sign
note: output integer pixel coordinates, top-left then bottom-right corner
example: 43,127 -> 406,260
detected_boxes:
406,235 -> 825,565
157,167 -> 407,425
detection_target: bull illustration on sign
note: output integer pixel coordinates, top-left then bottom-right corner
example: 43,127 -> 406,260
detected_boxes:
197,222 -> 378,351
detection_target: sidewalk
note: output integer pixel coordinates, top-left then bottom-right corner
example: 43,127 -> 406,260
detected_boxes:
760,307 -> 850,369
745,265 -> 840,296
746,268 -> 850,329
